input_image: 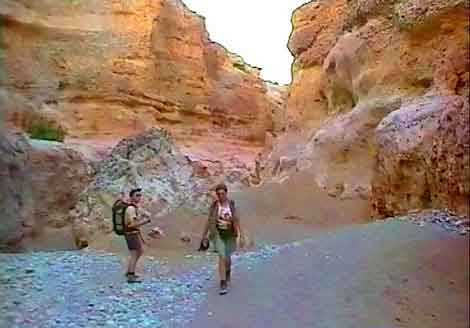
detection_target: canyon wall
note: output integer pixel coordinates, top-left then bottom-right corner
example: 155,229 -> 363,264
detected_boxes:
0,0 -> 286,249
1,0 -> 285,144
265,0 -> 469,217
1,0 -> 468,249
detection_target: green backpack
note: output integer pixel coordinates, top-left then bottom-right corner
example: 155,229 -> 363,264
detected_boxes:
112,200 -> 132,235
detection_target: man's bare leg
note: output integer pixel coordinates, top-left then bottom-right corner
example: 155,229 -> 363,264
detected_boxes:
127,250 -> 138,275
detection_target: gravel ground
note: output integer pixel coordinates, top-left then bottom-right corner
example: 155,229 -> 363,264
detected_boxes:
190,219 -> 469,328
1,211 -> 468,328
0,244 -> 288,328
394,209 -> 470,235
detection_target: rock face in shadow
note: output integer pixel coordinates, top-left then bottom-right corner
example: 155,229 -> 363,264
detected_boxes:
264,0 -> 469,217
0,133 -> 31,249
0,132 -> 91,250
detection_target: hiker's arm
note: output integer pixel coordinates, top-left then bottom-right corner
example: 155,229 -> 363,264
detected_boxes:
140,208 -> 151,219
126,219 -> 139,229
233,215 -> 245,248
134,210 -> 151,227
202,200 -> 217,240
232,205 -> 242,237
232,205 -> 246,247
134,218 -> 151,228
126,219 -> 150,232
126,207 -> 150,229
234,219 -> 242,238
137,208 -> 152,226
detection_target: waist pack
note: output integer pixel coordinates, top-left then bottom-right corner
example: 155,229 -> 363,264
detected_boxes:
217,217 -> 235,239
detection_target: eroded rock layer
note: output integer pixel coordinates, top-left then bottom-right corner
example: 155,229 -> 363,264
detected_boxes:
266,0 -> 469,217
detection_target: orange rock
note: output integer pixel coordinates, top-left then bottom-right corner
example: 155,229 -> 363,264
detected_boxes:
1,0 -> 286,173
264,0 -> 469,217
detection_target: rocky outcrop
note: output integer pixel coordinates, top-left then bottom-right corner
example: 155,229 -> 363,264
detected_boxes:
70,128 -> 218,247
265,0 -> 469,216
28,139 -> 93,227
373,95 -> 470,217
0,132 -> 91,250
0,0 -> 285,146
285,0 -> 348,130
288,0 -> 348,74
0,133 -> 31,248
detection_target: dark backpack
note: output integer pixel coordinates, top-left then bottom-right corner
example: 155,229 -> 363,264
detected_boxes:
112,200 -> 132,235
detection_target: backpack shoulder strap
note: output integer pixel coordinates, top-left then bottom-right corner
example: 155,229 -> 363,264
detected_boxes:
229,199 -> 238,220
112,199 -> 122,208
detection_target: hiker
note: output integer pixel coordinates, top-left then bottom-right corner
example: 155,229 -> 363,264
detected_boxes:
201,183 -> 244,295
123,188 -> 151,283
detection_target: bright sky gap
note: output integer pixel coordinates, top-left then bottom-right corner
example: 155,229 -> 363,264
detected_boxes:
182,0 -> 308,84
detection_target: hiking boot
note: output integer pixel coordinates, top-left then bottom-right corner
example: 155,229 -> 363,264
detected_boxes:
127,275 -> 142,284
125,272 -> 140,278
219,280 -> 228,295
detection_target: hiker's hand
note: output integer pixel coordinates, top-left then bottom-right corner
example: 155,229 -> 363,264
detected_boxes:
198,237 -> 210,251
237,234 -> 246,249
137,218 -> 151,228
141,209 -> 152,218
148,226 -> 165,239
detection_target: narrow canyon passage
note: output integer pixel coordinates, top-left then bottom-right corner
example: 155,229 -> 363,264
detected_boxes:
1,0 -> 469,327
1,220 -> 468,327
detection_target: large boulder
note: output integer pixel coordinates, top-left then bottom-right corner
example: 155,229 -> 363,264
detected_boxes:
0,133 -> 32,248
0,132 -> 91,250
70,128 -> 218,247
372,95 -> 469,217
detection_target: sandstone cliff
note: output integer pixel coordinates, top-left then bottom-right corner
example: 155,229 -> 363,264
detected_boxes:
1,0 -> 286,167
265,0 -> 469,217
0,0 -> 288,248
1,0 -> 468,250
